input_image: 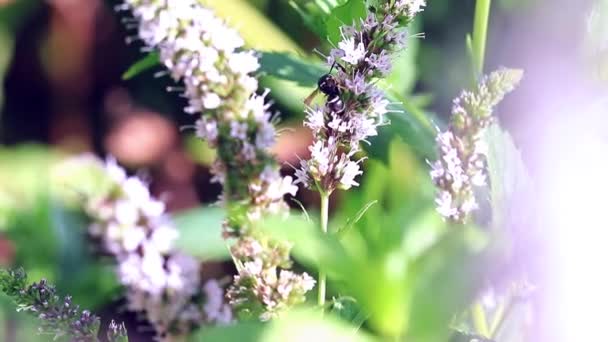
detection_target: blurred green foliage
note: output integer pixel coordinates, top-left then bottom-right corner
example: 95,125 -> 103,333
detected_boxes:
0,146 -> 118,311
174,206 -> 230,261
122,52 -> 159,80
196,308 -> 376,342
324,0 -> 367,45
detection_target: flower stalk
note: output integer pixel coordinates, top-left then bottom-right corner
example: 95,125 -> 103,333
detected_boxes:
295,0 -> 427,308
317,193 -> 329,308
119,0 -> 314,321
430,68 -> 523,223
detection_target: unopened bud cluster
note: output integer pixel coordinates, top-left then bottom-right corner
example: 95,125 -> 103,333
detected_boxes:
0,267 -> 128,342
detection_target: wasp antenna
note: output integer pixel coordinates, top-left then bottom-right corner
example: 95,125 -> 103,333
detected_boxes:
335,61 -> 347,73
329,61 -> 337,74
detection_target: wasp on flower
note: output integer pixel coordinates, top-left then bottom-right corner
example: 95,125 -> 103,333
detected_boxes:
296,0 -> 427,195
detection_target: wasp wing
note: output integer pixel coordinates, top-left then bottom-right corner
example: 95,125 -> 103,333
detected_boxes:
304,88 -> 321,106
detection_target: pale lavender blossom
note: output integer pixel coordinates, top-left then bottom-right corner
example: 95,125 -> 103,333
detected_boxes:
338,36 -> 366,65
195,117 -> 219,142
297,2 -> 425,194
203,280 -> 233,325
430,68 -> 523,223
61,155 -> 232,340
345,72 -> 368,95
230,121 -> 249,140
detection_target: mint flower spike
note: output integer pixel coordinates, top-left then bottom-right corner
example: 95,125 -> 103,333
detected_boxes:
120,0 -> 314,320
57,155 -> 232,341
0,267 -> 128,342
430,68 -> 523,223
295,1 -> 426,195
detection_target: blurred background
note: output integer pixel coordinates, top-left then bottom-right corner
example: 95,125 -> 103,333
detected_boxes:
1,0 -> 607,341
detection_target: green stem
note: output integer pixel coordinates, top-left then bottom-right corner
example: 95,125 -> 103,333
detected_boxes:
318,193 -> 330,309
471,302 -> 490,338
489,295 -> 515,338
472,0 -> 492,78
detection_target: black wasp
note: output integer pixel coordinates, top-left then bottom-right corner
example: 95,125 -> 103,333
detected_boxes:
304,62 -> 346,114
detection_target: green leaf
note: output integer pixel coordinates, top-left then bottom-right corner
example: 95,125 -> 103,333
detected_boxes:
326,0 -> 367,45
364,107 -> 436,163
288,0 -> 333,38
330,296 -> 368,330
406,227 -> 488,341
262,214 -> 347,272
122,52 -> 160,80
191,321 -> 265,342
207,0 -> 302,54
484,124 -> 534,231
334,200 -> 377,236
173,206 -> 230,261
259,52 -> 325,87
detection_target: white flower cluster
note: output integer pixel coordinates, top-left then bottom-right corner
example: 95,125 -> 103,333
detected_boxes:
429,129 -> 486,221
230,263 -> 316,321
430,68 -> 523,223
81,156 -> 231,339
226,237 -> 315,320
121,0 -> 313,319
121,0 -> 296,220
